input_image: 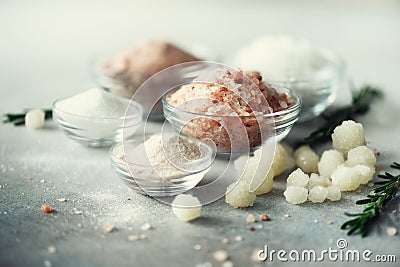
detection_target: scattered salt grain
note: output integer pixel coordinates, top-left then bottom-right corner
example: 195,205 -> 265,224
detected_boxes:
214,250 -> 229,262
103,223 -> 116,233
386,227 -> 397,237
235,236 -> 243,241
140,223 -> 152,231
193,244 -> 202,250
171,194 -> 202,222
246,214 -> 256,223
283,214 -> 290,218
222,261 -> 234,267
44,260 -> 52,267
41,204 -> 52,213
128,235 -> 140,241
327,220 -> 333,225
259,214 -> 269,221
221,238 -> 229,244
47,246 -> 57,254
57,198 -> 67,202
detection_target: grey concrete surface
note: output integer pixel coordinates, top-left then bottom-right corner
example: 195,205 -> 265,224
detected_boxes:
1,1 -> 399,266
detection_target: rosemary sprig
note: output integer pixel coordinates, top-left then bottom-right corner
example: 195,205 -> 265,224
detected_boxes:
341,162 -> 400,237
303,85 -> 383,145
2,109 -> 52,126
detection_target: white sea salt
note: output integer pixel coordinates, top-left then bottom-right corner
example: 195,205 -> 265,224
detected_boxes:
56,88 -> 128,118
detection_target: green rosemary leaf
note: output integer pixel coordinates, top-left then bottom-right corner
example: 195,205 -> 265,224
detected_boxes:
341,162 -> 400,237
355,199 -> 372,205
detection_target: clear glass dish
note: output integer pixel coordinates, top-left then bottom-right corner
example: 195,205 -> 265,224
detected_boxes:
110,136 -> 214,196
266,49 -> 345,122
53,95 -> 142,147
162,86 -> 302,155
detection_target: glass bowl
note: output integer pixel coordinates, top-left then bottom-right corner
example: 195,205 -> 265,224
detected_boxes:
162,86 -> 302,155
90,56 -> 166,120
53,96 -> 142,147
266,49 -> 345,122
110,136 -> 215,196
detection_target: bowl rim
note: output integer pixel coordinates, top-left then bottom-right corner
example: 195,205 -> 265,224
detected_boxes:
110,135 -> 216,170
162,85 -> 302,119
52,88 -> 143,121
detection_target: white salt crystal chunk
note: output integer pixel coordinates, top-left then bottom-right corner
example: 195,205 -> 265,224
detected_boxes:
346,146 -> 376,167
225,180 -> 256,208
283,186 -> 308,204
318,149 -> 344,178
255,169 -> 275,195
271,143 -> 289,176
332,120 -> 365,154
25,109 -> 45,129
327,186 -> 341,201
331,164 -> 370,191
171,194 -> 202,222
294,145 -> 319,173
286,168 -> 309,188
308,186 -> 328,203
308,173 -> 331,189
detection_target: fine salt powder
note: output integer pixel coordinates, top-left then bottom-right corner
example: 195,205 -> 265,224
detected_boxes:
57,88 -> 128,118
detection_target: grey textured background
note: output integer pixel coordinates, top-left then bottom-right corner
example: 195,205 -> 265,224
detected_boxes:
0,1 -> 399,266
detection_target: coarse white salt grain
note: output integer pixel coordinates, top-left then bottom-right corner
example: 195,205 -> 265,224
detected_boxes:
308,186 -> 328,203
294,145 -> 319,173
318,149 -> 345,178
284,186 -> 308,204
332,120 -> 365,155
171,194 -> 202,222
327,186 -> 341,201
25,109 -> 45,129
346,146 -> 376,167
286,168 -> 309,188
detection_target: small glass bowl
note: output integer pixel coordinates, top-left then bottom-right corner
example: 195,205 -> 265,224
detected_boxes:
266,49 -> 345,122
53,96 -> 143,147
110,136 -> 214,196
162,86 -> 302,155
